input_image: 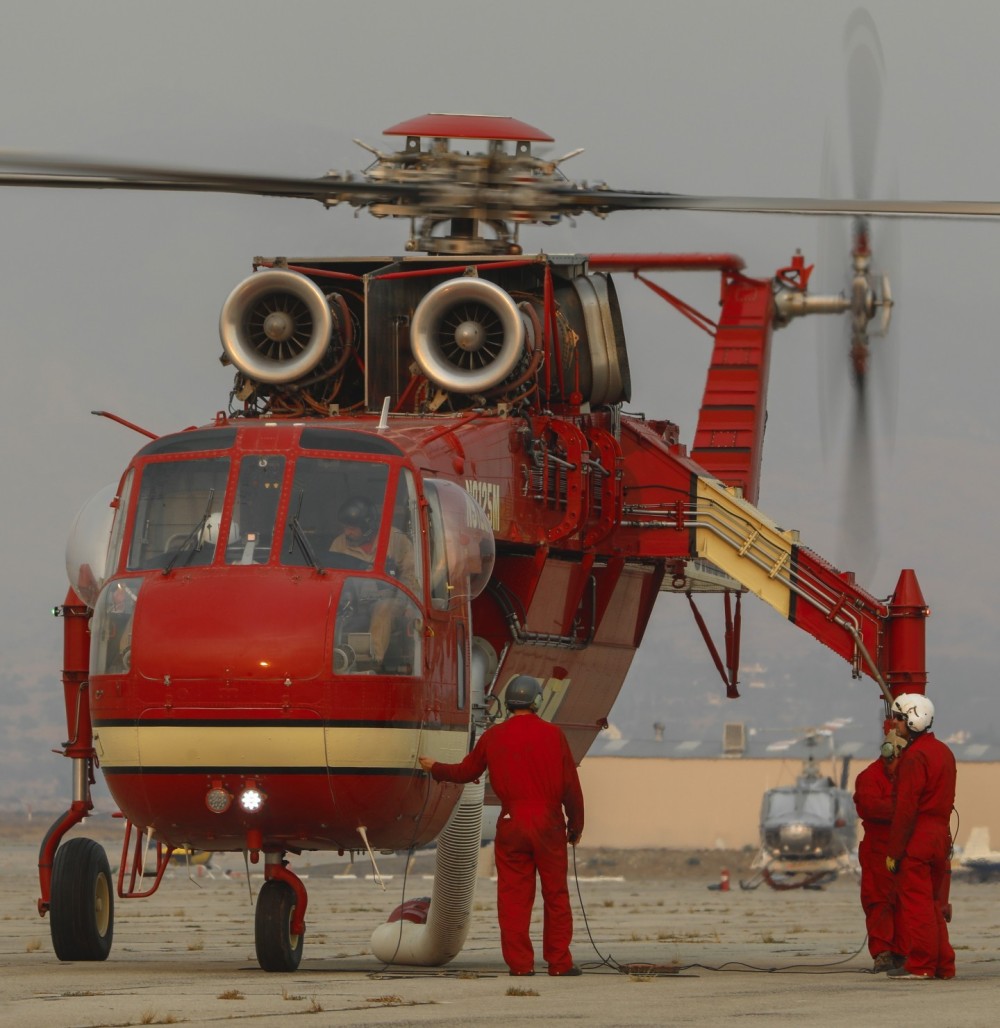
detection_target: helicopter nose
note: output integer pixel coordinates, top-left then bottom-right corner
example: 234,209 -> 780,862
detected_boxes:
123,572 -> 332,682
778,823 -> 812,849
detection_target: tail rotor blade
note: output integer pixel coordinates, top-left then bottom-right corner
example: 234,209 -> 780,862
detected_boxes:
836,375 -> 879,576
844,8 -> 886,201
868,176 -> 901,455
819,8 -> 896,576
817,126 -> 850,460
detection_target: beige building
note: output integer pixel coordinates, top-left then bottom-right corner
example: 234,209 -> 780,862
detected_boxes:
579,734 -> 998,852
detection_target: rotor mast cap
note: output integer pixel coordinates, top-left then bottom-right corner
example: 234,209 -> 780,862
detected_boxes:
383,113 -> 554,146
376,114 -> 558,254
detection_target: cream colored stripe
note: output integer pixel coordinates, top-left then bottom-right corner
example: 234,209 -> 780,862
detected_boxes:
694,476 -> 794,620
94,724 -> 470,771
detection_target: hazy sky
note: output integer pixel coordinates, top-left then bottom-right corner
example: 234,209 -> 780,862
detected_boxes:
2,0 -> 999,802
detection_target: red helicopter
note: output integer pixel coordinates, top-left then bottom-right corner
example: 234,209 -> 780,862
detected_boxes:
3,103 -> 995,973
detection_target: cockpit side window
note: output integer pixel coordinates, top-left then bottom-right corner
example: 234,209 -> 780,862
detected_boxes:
126,458 -> 231,570
104,469 -> 134,579
388,468 -> 423,596
226,455 -> 285,565
426,483 -> 450,610
423,478 -> 496,611
333,576 -> 422,676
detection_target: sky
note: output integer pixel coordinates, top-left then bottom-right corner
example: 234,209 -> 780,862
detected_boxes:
2,0 -> 999,806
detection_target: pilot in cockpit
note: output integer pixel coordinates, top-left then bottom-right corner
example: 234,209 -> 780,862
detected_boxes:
329,496 -> 416,590
330,496 -> 418,671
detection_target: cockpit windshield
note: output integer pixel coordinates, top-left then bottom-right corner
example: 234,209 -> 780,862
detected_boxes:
225,455 -> 285,565
763,790 -> 836,822
127,458 -> 231,570
280,458 -> 423,592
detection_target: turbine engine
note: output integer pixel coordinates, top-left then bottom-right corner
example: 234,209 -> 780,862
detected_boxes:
219,267 -> 359,414
221,256 -> 631,415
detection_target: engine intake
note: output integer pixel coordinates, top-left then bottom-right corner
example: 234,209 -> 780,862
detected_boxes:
410,277 -> 526,393
220,269 -> 334,385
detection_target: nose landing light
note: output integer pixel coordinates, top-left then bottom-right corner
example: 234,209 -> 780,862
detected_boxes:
239,781 -> 267,813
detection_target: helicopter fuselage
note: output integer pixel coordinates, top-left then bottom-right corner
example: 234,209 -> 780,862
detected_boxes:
53,246 -> 926,885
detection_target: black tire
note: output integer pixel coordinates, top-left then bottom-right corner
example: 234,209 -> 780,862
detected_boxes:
49,837 -> 114,961
254,879 -> 303,972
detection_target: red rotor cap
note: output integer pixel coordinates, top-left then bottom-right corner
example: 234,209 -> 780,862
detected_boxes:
383,113 -> 553,142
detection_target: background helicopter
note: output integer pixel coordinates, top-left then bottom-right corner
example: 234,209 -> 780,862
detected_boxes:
2,1 -> 1000,973
741,721 -> 858,890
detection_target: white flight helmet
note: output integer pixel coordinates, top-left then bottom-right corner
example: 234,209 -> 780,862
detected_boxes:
200,512 -> 238,548
891,693 -> 935,733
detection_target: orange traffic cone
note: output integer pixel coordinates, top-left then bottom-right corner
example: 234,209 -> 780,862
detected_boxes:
720,868 -> 730,892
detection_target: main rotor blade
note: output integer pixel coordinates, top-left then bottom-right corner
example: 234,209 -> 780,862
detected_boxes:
553,188 -> 1000,220
3,150 -> 1000,221
0,153 -> 422,205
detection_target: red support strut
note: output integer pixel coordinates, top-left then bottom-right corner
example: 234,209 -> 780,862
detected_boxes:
687,592 -> 741,699
38,589 -> 97,916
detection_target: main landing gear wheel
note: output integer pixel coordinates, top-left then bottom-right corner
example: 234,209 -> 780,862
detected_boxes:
49,837 -> 115,961
254,878 -> 303,972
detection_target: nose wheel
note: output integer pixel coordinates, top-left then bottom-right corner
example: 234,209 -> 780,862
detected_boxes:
49,837 -> 115,961
254,876 -> 305,972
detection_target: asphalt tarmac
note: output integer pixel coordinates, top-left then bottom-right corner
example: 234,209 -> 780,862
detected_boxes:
3,839 -> 998,1027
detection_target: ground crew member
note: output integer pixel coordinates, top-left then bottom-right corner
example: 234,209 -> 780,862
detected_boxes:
419,675 -> 585,977
885,693 -> 957,980
853,727 -> 905,972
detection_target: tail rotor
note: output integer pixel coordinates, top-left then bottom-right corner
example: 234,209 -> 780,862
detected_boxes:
817,8 -> 899,574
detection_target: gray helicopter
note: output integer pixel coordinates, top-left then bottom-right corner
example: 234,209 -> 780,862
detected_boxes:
741,725 -> 858,890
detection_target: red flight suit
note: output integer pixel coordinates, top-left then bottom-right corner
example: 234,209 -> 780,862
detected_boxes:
430,711 -> 585,975
887,731 -> 957,978
853,756 -> 897,959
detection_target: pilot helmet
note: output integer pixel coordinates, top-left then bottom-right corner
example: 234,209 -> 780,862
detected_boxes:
338,496 -> 377,543
890,693 -> 935,734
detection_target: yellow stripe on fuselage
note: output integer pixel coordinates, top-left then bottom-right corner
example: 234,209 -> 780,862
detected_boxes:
93,723 -> 470,771
693,475 -> 797,620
